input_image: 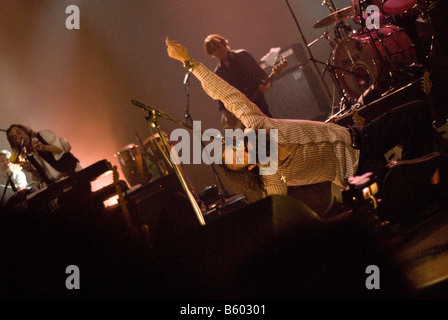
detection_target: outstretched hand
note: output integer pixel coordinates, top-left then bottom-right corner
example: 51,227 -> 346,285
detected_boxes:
166,37 -> 192,63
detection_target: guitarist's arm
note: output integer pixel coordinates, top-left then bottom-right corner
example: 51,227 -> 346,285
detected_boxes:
243,51 -> 271,98
258,79 -> 271,94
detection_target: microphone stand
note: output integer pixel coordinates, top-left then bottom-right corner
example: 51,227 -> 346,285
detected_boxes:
184,72 -> 192,127
183,75 -> 231,200
132,100 -> 206,226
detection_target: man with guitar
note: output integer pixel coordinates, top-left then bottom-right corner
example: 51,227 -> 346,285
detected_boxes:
204,34 -> 275,130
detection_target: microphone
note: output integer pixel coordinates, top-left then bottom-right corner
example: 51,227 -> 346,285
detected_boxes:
131,100 -> 164,121
183,71 -> 191,85
7,139 -> 28,175
10,139 -> 25,165
9,154 -> 19,164
132,99 -> 153,112
9,154 -> 26,165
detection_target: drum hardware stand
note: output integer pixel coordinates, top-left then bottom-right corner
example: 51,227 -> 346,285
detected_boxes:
322,0 -> 336,13
182,74 -> 232,201
334,21 -> 354,41
307,31 -> 332,49
307,12 -> 355,114
131,99 -> 206,226
307,31 -> 342,114
309,57 -> 361,116
285,0 -> 333,110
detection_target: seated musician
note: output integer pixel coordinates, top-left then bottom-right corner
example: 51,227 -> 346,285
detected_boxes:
0,149 -> 28,206
6,124 -> 82,189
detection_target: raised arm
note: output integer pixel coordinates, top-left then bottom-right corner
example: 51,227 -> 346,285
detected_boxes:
166,37 -> 268,130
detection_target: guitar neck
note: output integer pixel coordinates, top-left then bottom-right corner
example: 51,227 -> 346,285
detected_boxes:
249,59 -> 286,100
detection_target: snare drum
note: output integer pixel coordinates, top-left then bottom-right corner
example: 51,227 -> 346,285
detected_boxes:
333,24 -> 417,102
116,144 -> 153,186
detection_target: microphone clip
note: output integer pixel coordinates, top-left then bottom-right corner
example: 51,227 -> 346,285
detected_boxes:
183,71 -> 191,85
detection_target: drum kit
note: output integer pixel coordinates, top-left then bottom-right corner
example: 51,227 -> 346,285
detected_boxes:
312,0 -> 432,112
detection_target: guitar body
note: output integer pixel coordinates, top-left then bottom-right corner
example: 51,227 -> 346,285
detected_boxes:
220,59 -> 288,130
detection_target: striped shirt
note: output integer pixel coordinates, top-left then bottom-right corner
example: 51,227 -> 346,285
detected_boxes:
193,63 -> 360,195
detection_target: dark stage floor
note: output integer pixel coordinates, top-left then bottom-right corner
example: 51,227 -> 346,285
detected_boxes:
2,180 -> 448,301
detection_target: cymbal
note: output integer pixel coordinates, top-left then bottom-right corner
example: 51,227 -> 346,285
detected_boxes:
313,6 -> 355,29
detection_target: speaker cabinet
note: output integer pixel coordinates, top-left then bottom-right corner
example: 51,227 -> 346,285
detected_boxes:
124,174 -> 200,243
155,195 -> 399,299
263,43 -> 331,121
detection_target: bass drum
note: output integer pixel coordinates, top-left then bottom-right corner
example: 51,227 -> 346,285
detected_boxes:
333,24 -> 417,102
116,144 -> 153,187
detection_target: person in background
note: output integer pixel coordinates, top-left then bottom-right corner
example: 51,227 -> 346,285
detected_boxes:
204,34 -> 273,129
6,124 -> 82,189
0,149 -> 28,207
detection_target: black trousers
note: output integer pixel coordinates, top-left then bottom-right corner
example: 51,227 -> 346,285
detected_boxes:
355,100 -> 434,179
253,94 -> 273,118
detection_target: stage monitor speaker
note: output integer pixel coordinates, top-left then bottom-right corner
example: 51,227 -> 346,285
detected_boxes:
263,43 -> 331,121
157,195 -> 398,299
124,174 -> 200,243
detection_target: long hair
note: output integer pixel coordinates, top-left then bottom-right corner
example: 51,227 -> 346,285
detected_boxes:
218,129 -> 276,202
6,124 -> 36,153
219,163 -> 266,203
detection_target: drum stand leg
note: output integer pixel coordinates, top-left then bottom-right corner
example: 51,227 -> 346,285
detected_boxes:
309,57 -> 354,116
